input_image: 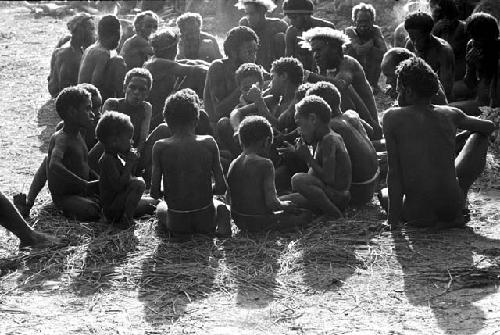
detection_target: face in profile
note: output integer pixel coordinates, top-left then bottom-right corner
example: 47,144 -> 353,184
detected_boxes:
294,112 -> 316,144
125,76 -> 150,105
396,78 -> 409,107
245,4 -> 265,29
287,13 -> 306,30
311,39 -> 342,71
270,71 -> 286,95
237,40 -> 258,64
381,59 -> 397,98
75,96 -> 94,129
407,29 -> 428,52
179,22 -> 201,42
114,131 -> 133,154
78,19 -> 96,48
139,16 -> 158,38
355,10 -> 373,36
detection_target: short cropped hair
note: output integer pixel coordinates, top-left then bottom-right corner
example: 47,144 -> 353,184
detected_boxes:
383,47 -> 416,69
429,0 -> 459,20
352,2 -> 376,22
163,90 -> 200,128
236,0 -> 277,13
151,29 -> 178,56
235,63 -> 264,86
223,26 -> 259,57
283,0 -> 314,15
177,88 -> 201,107
133,10 -> 159,30
67,13 -> 94,33
55,86 -> 91,120
98,15 -> 120,40
466,12 -> 499,41
295,95 -> 331,124
301,27 -> 350,50
296,82 -> 315,101
123,68 -> 153,90
270,57 -> 304,86
396,57 -> 439,99
238,115 -> 273,147
95,111 -> 134,145
76,83 -> 101,103
404,12 -> 434,34
176,12 -> 202,30
306,81 -> 341,116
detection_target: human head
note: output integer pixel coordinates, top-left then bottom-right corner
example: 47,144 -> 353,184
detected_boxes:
76,83 -> 102,116
95,111 -> 134,153
176,13 -> 202,42
396,56 -> 439,106
466,12 -> 499,46
98,15 -> 121,50
301,27 -> 349,70
295,95 -> 331,144
238,115 -> 273,151
381,48 -> 416,98
352,2 -> 375,36
67,13 -> 95,48
55,86 -> 93,128
235,63 -> 264,95
163,89 -> 200,132
404,12 -> 434,52
133,10 -> 159,38
237,0 -> 276,28
296,82 -> 315,101
123,68 -> 153,105
283,0 -> 314,30
151,29 -> 178,59
223,26 -> 259,63
306,81 -> 341,117
270,57 -> 304,94
429,0 -> 459,22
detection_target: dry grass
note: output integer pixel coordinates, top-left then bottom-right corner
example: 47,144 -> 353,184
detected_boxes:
1,3 -> 500,335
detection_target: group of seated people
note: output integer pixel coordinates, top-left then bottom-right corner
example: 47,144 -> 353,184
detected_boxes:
1,0 -> 499,249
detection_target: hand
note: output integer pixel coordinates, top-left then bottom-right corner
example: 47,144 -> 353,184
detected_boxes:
294,138 -> 313,162
125,148 -> 140,162
276,140 -> 296,155
244,84 -> 263,104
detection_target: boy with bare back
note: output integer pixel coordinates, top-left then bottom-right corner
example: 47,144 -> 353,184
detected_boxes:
306,82 -> 378,205
280,96 -> 352,218
151,90 -> 230,237
383,57 -> 497,228
120,11 -> 159,70
96,111 -> 157,229
78,15 -> 127,102
47,87 -> 101,221
48,13 -> 95,97
227,116 -> 311,232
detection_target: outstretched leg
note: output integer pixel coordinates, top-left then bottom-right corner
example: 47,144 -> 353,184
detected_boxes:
455,132 -> 490,196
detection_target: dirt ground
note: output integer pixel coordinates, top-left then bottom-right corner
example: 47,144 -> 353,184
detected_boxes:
1,4 -> 500,335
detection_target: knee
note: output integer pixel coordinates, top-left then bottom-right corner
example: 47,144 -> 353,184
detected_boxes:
130,177 -> 146,193
216,117 -> 231,134
291,173 -> 309,192
156,201 -> 168,224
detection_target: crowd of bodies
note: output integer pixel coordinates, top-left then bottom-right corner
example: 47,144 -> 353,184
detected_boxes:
1,0 -> 499,248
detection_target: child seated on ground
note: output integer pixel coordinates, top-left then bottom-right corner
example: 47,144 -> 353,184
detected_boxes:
78,15 -> 127,102
227,116 -> 311,232
95,111 -> 158,229
88,68 -> 153,173
120,11 -> 159,70
47,86 -> 101,221
151,90 -> 231,237
14,83 -> 102,217
280,96 -> 352,218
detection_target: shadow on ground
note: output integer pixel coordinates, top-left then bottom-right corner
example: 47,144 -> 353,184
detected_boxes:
37,99 -> 59,153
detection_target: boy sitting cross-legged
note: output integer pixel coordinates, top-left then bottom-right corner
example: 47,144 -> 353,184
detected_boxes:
151,90 -> 231,237
227,116 -> 312,232
95,111 -> 158,229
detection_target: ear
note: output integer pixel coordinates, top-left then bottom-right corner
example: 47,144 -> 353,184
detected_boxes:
264,136 -> 272,147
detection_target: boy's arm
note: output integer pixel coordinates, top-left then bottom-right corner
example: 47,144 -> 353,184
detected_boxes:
292,137 -> 337,185
383,111 -> 403,226
439,45 -> 456,98
91,51 -> 111,88
372,26 -> 388,53
150,142 -> 163,199
137,102 -> 152,152
454,108 -> 497,135
207,62 -> 240,120
210,137 -> 227,195
262,160 -> 285,211
99,155 -> 133,193
47,49 -> 60,97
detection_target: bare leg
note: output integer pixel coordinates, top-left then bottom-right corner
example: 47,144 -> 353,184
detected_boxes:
455,133 -> 490,196
214,199 -> 231,237
216,117 -> 241,157
88,142 -> 104,174
54,195 -> 101,221
14,157 -> 48,217
123,178 -> 146,222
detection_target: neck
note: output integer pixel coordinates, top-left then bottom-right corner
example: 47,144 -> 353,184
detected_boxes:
70,38 -> 83,50
172,128 -> 196,138
314,124 -> 330,143
282,84 -> 297,102
62,122 -> 81,135
243,145 -> 267,157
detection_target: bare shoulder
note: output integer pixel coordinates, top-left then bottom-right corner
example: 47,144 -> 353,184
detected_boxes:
208,59 -> 225,73
344,26 -> 356,35
286,25 -> 299,38
382,106 -> 405,124
143,101 -> 152,110
198,135 -> 217,147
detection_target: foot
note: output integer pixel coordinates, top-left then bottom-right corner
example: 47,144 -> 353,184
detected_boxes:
19,231 -> 61,250
215,206 -> 231,238
13,193 -> 31,217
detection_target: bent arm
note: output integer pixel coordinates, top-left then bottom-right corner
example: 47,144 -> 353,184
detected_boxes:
383,112 -> 403,226
48,139 -> 88,192
263,161 -> 282,212
210,138 -> 227,195
455,109 -> 497,135
150,143 -> 162,199
440,46 -> 456,98
206,64 -> 240,120
91,52 -> 111,88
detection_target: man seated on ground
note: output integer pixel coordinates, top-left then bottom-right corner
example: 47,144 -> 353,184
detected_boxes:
381,48 -> 448,105
1,190 -> 60,249
96,111 -> 157,229
88,68 -> 153,173
382,57 -> 497,228
176,13 -> 223,63
345,2 -> 387,92
227,116 -> 311,232
151,90 -> 231,237
204,26 -> 259,126
238,0 -> 288,71
14,84 -> 102,217
306,82 -> 379,206
404,12 -> 455,99
430,0 -> 468,81
283,0 -> 335,71
120,11 -> 159,70
78,15 -> 127,102
48,13 -> 95,98
47,87 -> 101,221
301,27 -> 382,139
144,29 -> 209,130
452,13 -> 500,115
280,96 -> 352,218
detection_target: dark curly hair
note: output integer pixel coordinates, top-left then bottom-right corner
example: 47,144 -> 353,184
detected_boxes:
306,81 -> 341,116
238,115 -> 273,147
271,57 -> 304,87
396,57 -> 439,99
95,111 -> 134,145
466,12 -> 499,42
404,12 -> 434,34
223,26 -> 259,57
295,95 -> 332,124
163,90 -> 200,128
55,86 -> 91,120
235,63 -> 264,86
123,67 -> 153,90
